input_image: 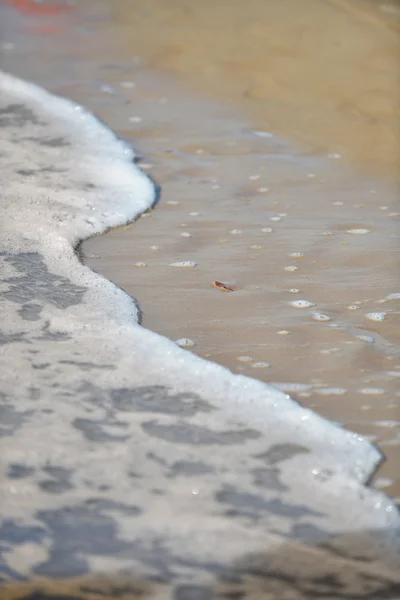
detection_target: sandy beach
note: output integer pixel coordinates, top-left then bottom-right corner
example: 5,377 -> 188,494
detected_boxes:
0,0 -> 399,596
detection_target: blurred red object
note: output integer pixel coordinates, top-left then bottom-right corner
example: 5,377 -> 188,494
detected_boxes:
1,0 -> 72,16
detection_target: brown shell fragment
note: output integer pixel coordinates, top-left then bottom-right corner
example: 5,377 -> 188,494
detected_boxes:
213,281 -> 234,292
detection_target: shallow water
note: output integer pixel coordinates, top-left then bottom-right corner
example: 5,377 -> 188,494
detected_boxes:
0,0 -> 399,502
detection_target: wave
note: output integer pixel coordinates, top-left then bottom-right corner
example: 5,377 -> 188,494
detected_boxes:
0,70 -> 398,593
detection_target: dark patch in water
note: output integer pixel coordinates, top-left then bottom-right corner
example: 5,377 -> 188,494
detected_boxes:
255,444 -> 311,465
3,253 -> 87,309
142,420 -> 260,445
0,103 -> 42,127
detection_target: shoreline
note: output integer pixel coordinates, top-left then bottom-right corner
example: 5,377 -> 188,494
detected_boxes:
1,69 -> 399,594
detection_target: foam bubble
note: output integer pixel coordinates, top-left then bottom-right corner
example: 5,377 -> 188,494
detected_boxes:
315,388 -> 347,396
359,388 -> 385,395
347,229 -> 371,235
290,300 -> 315,308
176,338 -> 196,348
169,261 -> 197,268
253,130 -> 273,138
312,313 -> 331,322
366,312 -> 386,322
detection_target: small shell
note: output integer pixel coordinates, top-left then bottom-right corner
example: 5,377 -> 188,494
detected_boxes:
213,281 -> 234,292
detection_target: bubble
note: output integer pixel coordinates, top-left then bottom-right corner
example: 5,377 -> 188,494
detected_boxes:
366,312 -> 386,322
347,229 -> 371,235
388,371 -> 400,378
249,175 -> 260,180
257,187 -> 270,193
288,288 -> 301,294
359,388 -> 385,395
289,252 -> 303,258
251,245 -> 263,250
270,216 -> 282,221
134,262 -> 147,268
253,130 -> 273,138
237,356 -> 253,362
386,293 -> 400,300
169,261 -> 197,268
333,201 -> 344,206
100,84 -> 114,94
284,265 -> 299,272
320,347 -> 341,355
374,478 -> 394,489
347,305 -> 360,310
176,338 -> 196,348
128,116 -> 142,123
356,334 -> 375,343
312,313 -> 331,321
274,382 -> 311,392
230,229 -> 243,235
180,232 -> 192,238
379,206 -> 389,211
252,362 -> 271,369
261,227 -> 273,233
290,300 -> 315,308
278,213 -> 288,217
315,388 -> 347,395
166,200 -> 180,205
150,245 -> 162,251
189,212 -> 201,216
276,330 -> 290,335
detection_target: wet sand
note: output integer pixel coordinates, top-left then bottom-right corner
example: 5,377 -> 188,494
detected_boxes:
109,0 -> 400,176
0,0 -> 399,502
